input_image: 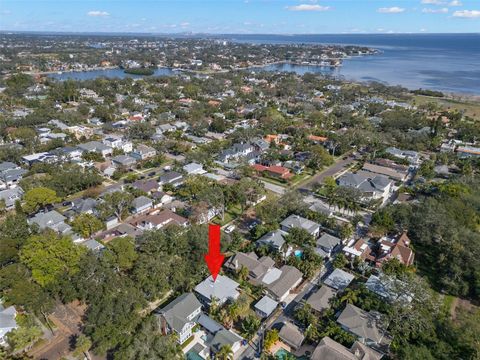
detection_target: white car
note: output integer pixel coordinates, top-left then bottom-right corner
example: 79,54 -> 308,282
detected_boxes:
224,224 -> 236,234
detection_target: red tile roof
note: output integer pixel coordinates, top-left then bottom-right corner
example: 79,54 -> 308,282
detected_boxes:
308,135 -> 328,142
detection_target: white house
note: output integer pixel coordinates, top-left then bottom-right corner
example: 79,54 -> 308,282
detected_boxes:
157,293 -> 202,344
280,214 -> 321,238
183,162 -> 206,175
0,304 -> 17,346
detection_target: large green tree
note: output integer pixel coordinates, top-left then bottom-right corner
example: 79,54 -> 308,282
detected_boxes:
23,187 -> 60,213
105,236 -> 138,271
19,231 -> 86,287
98,191 -> 134,221
71,213 -> 105,238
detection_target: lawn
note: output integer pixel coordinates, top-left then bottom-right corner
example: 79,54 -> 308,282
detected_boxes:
181,334 -> 195,349
290,172 -> 311,186
260,175 -> 288,187
412,94 -> 480,118
212,204 -> 243,226
440,294 -> 456,318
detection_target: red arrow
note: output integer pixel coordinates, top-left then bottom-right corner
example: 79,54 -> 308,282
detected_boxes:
204,224 -> 225,282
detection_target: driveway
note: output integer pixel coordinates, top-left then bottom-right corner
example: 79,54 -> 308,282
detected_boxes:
298,156 -> 356,192
260,180 -> 286,195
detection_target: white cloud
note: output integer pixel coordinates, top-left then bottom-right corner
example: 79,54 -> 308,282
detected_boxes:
286,4 -> 331,11
422,7 -> 449,13
448,0 -> 462,6
421,0 -> 445,4
452,9 -> 480,17
87,10 -> 110,17
377,7 -> 405,13
180,22 -> 190,27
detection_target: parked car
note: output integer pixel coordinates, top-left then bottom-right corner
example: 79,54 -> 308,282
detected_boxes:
224,224 -> 236,234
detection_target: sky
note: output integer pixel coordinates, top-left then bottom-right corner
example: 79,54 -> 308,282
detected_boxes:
0,0 -> 479,34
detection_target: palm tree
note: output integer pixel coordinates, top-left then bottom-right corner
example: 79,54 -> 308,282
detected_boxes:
349,200 -> 361,215
209,296 -> 219,318
216,344 -> 234,360
228,302 -> 240,322
340,288 -> 360,305
241,315 -> 261,340
238,265 -> 249,282
219,307 -> 233,329
257,244 -> 270,257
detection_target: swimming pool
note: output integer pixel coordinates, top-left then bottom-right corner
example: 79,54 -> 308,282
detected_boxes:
186,350 -> 204,360
275,348 -> 308,360
294,250 -> 303,258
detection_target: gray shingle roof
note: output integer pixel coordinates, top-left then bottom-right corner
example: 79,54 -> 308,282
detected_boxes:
254,295 -> 278,317
132,195 -> 152,209
211,329 -> 243,352
256,229 -> 287,250
112,155 -> 137,166
159,171 -> 183,184
324,268 -> 355,291
72,198 -> 97,213
337,304 -> 383,343
0,187 -> 23,208
81,239 -> 105,251
28,210 -> 66,230
279,322 -> 305,349
0,162 -> 18,172
311,337 -> 357,360
197,313 -> 224,334
78,141 -> 111,153
306,286 -> 337,313
267,265 -> 303,301
0,304 -> 17,330
280,214 -> 320,235
317,233 -> 342,250
194,275 -> 239,304
158,293 -> 202,333
0,168 -> 27,182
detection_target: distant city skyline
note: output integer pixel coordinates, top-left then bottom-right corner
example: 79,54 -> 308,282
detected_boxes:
1,0 -> 479,34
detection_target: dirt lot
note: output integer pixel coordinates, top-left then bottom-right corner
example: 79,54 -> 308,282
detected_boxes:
451,297 -> 479,321
29,301 -> 87,360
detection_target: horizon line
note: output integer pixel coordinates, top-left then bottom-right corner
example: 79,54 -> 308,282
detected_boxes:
1,30 -> 479,36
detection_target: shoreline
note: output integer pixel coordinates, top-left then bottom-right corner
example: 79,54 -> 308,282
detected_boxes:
19,61 -> 480,100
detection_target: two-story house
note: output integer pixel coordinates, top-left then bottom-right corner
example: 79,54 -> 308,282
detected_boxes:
337,172 -> 393,204
77,141 -> 113,158
103,136 -> 133,153
280,214 -> 321,238
131,144 -> 156,161
218,142 -> 255,163
157,293 -> 202,344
